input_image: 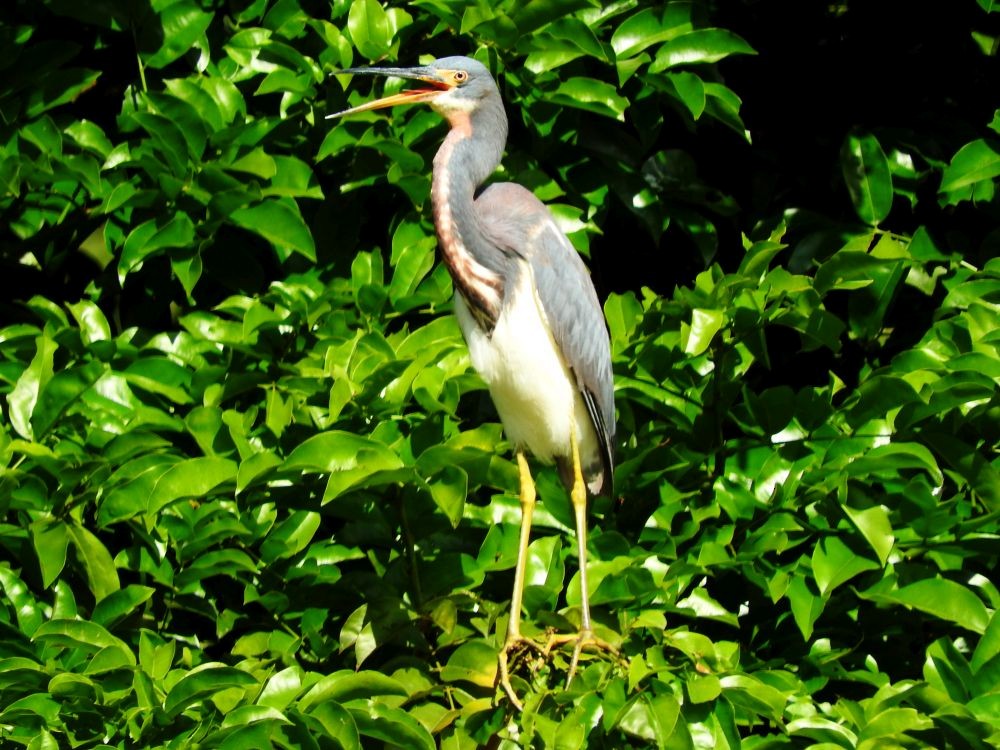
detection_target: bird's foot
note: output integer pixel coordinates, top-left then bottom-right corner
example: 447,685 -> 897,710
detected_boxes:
544,628 -> 622,688
497,634 -> 546,711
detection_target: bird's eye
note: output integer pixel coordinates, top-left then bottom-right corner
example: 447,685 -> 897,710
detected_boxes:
453,70 -> 469,83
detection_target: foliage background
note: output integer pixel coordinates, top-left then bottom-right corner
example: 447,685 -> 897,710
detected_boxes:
1,0 -> 999,747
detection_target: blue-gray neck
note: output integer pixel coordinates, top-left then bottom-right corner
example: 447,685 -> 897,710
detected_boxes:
431,97 -> 510,327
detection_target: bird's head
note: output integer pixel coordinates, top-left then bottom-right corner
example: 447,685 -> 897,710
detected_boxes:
327,56 -> 499,121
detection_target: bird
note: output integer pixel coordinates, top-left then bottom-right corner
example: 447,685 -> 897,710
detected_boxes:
328,56 -> 616,709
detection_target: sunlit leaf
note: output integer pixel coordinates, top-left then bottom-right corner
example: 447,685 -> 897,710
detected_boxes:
164,665 -> 258,716
841,131 -> 893,225
940,138 -> 1000,194
229,199 -> 316,261
863,579 -> 990,634
649,28 -> 755,72
551,77 -> 629,120
347,0 -> 390,59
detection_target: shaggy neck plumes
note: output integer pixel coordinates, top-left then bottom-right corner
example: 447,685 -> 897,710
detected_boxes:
431,97 -> 509,327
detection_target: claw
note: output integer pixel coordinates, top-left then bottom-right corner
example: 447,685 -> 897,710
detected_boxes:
497,635 -> 544,711
544,628 -> 622,687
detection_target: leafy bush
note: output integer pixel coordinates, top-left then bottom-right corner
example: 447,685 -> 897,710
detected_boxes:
1,0 -> 998,747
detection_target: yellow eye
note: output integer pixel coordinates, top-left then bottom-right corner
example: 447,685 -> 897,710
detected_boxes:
453,70 -> 468,83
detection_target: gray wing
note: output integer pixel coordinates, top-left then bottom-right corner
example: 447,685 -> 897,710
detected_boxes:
476,183 -> 615,495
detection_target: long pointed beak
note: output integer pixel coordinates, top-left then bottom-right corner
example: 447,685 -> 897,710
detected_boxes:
327,66 -> 452,119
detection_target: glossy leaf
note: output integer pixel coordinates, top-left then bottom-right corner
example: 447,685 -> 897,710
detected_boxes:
146,457 -> 238,515
33,619 -> 135,663
143,2 -> 214,68
649,28 -> 755,72
940,138 -> 1000,194
551,77 -> 629,120
841,131 -> 893,226
611,5 -> 695,59
866,579 -> 990,634
164,665 -> 258,716
6,335 -> 56,440
31,519 -> 68,589
347,0 -> 391,60
440,640 -> 497,687
229,199 -> 316,261
812,536 -> 879,596
67,523 -> 121,601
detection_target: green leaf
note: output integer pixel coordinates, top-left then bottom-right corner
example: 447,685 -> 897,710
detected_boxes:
786,573 -> 824,640
511,0 -> 596,36
31,519 -> 68,589
300,670 -> 408,709
0,567 -> 44,636
64,119 -> 113,158
841,132 -> 893,226
237,451 -> 282,493
92,585 -> 155,628
125,357 -> 194,404
228,147 -> 278,179
308,702 -> 362,749
6,335 -> 56,441
426,464 -> 467,528
348,703 -> 435,750
257,666 -> 304,710
283,432 -> 405,502
347,0 -> 390,59
31,361 -> 105,438
617,692 -> 688,745
971,611 -> 1000,672
683,308 -> 723,355
842,504 -> 895,566
25,68 -> 102,119
284,431 -> 401,474
219,705 -> 289,731
440,639 -> 497,687
551,77 -> 629,120
866,579 -> 990,634
649,28 -> 755,72
686,674 -> 721,704
860,707 -> 933,742
33,619 -> 135,664
164,664 -> 258,716
146,457 -> 237,515
119,214 -> 197,282
666,70 -> 705,119
848,442 -> 943,485
67,523 -> 121,602
266,155 -> 323,199
940,138 -> 1000,194
143,2 -> 214,68
260,511 -> 321,562
127,112 -> 190,173
923,432 -> 1000,512
611,5 -> 695,59
66,300 -> 112,344
812,536 -> 879,596
229,199 -> 316,261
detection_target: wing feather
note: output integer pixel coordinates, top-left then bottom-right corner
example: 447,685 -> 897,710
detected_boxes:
475,183 -> 615,495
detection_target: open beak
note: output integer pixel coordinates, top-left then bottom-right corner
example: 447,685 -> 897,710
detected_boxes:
327,66 -> 453,119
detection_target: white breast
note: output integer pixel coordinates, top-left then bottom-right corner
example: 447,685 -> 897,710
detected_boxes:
455,264 -> 600,471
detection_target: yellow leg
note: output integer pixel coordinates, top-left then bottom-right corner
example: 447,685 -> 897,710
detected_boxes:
497,451 -> 542,711
544,428 -> 619,686
507,451 -> 535,642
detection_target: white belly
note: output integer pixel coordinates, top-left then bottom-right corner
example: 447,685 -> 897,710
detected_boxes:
455,267 -> 599,471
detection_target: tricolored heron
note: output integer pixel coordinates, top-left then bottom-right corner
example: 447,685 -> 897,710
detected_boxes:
328,56 -> 616,709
